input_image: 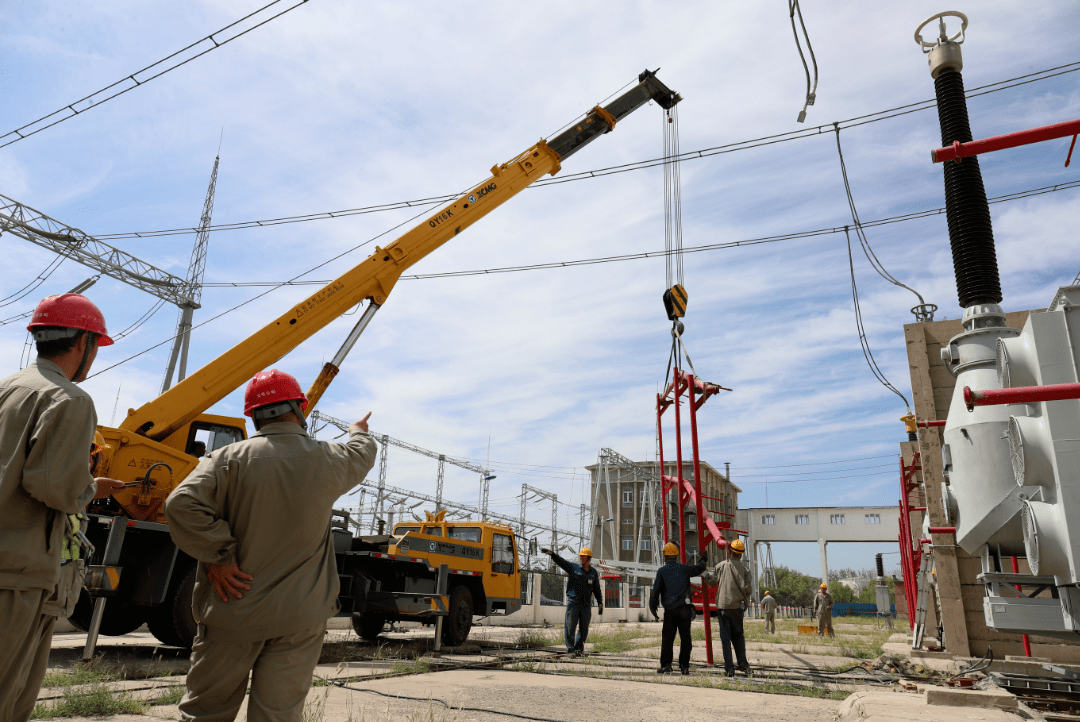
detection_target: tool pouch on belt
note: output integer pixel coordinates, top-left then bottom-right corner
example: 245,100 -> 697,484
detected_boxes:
43,514 -> 91,618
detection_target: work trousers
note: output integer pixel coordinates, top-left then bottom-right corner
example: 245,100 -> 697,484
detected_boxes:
0,589 -> 54,722
564,603 -> 592,653
659,603 -> 695,671
718,607 -> 749,674
764,611 -> 776,634
817,609 -> 834,636
179,622 -> 326,722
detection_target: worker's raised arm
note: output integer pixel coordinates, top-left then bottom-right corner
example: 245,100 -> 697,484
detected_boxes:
165,458 -> 239,567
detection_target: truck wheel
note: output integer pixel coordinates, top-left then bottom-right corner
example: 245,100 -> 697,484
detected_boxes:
147,565 -> 198,648
441,586 -> 473,647
352,614 -> 386,641
69,589 -> 147,636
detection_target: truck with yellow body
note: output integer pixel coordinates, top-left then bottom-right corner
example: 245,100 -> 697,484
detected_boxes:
70,70 -> 681,650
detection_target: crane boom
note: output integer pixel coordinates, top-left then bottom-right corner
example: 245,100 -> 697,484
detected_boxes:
121,70 -> 680,441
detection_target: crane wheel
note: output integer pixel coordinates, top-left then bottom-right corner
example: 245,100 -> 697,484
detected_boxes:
352,614 -> 387,641
441,585 -> 473,647
69,589 -> 147,636
147,564 -> 198,648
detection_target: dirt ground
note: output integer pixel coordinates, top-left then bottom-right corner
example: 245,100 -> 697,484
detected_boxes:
32,616 -> 926,721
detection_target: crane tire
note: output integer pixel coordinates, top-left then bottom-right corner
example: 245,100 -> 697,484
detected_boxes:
353,614 -> 386,641
441,585 -> 473,647
69,589 -> 147,636
147,564 -> 198,648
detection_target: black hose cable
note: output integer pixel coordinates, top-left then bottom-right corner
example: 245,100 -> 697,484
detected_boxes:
328,679 -> 574,722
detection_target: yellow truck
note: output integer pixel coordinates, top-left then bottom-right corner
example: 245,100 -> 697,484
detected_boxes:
73,70 -> 682,650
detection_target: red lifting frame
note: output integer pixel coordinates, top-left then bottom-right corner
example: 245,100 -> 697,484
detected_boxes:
964,382 -> 1080,411
931,118 -> 1080,164
897,451 -> 925,631
657,369 -> 729,665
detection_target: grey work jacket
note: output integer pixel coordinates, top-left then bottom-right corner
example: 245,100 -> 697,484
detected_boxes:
813,591 -> 833,615
0,359 -> 97,592
763,595 -> 778,614
165,422 -> 378,643
710,557 -> 752,610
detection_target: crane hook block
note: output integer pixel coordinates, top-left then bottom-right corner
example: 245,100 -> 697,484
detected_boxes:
663,284 -> 688,320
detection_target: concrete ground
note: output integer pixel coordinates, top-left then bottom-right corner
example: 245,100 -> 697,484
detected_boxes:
33,617 -> 1030,721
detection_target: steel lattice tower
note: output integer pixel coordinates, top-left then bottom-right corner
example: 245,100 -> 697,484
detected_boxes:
161,152 -> 219,392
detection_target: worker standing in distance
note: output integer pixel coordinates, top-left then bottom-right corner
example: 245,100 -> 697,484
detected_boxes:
165,369 -> 378,721
813,582 -> 834,637
649,542 -> 707,675
539,546 -> 602,657
704,538 -> 752,676
0,295 -> 125,722
762,589 -> 778,635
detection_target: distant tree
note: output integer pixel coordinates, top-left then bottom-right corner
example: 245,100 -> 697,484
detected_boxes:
773,565 -> 820,607
827,580 -> 855,603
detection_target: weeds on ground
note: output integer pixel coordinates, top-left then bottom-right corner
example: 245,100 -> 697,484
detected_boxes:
391,657 -> 432,676
40,663 -> 117,688
149,685 -> 185,706
515,628 -> 558,649
30,683 -> 144,719
302,688 -> 330,722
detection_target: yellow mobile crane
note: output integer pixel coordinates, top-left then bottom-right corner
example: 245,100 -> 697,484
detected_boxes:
76,70 -> 681,650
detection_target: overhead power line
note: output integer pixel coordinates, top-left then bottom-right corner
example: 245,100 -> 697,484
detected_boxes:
0,0 -> 312,150
200,177 -> 1080,287
89,60 -> 1080,242
731,453 -> 897,469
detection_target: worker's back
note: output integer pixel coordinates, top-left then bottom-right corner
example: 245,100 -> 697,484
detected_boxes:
165,423 -> 377,642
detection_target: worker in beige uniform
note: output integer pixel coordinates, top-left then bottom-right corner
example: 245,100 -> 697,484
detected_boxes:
813,583 -> 834,637
703,539 -> 752,676
0,294 -> 125,722
762,589 -> 778,634
165,369 -> 378,722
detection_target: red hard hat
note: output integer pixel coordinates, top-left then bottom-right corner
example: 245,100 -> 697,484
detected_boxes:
243,369 -> 308,417
27,294 -> 113,346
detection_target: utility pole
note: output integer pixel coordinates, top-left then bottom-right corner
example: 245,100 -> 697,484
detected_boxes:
162,151 -> 220,391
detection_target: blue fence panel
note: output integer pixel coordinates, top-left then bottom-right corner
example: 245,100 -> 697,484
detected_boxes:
832,602 -> 896,616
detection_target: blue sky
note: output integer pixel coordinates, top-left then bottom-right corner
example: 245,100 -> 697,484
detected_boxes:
1,1 -> 1077,576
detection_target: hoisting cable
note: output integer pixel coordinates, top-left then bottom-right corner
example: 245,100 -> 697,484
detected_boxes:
845,226 -> 911,412
834,124 -> 936,322
790,0 -> 819,123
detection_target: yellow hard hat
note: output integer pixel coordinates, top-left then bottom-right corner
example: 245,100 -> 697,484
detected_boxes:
820,582 -> 828,589
92,430 -> 106,453
729,539 -> 745,554
578,547 -> 592,558
663,542 -> 679,556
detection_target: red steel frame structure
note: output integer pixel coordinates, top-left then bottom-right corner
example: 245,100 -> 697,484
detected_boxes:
898,451 -> 926,631
931,117 -> 1080,165
656,369 -> 739,665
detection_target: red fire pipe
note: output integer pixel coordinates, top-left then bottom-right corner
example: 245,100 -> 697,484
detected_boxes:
917,420 -> 946,428
929,527 -> 956,534
964,382 -> 1080,411
932,118 -> 1080,163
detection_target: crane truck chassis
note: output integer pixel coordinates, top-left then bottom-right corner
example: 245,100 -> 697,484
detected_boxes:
71,70 -> 681,651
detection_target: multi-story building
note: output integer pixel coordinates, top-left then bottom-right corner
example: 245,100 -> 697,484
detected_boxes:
586,458 -> 740,570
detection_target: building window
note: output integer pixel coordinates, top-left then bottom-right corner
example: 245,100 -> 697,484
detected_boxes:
795,514 -> 810,525
830,514 -> 845,524
640,537 -> 652,550
622,517 -> 633,525
865,513 -> 881,524
761,514 -> 775,525
621,536 -> 634,551
622,490 -> 633,507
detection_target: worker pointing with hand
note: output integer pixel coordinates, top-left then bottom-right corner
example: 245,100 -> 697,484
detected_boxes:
540,546 -> 602,657
165,369 -> 378,721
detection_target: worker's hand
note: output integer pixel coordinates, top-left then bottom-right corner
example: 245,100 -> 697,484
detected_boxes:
207,563 -> 253,603
350,412 -> 372,434
598,604 -> 604,616
540,548 -> 552,556
92,477 -> 125,499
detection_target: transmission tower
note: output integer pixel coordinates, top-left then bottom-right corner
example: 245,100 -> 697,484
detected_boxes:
161,151 -> 219,392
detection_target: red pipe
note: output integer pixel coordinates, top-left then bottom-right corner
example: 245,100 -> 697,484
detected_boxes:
932,118 -> 1080,163
1011,556 -> 1032,657
964,382 -> 1080,411
917,420 -> 946,428
911,507 -> 927,512
929,527 -> 956,534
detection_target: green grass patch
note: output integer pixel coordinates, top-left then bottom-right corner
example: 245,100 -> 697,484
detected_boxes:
150,685 -> 185,706
590,628 -> 653,654
515,628 -> 559,649
30,684 -> 144,719
40,665 -> 117,688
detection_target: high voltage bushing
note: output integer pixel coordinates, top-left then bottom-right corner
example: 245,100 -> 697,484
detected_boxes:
920,13 -> 1002,308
